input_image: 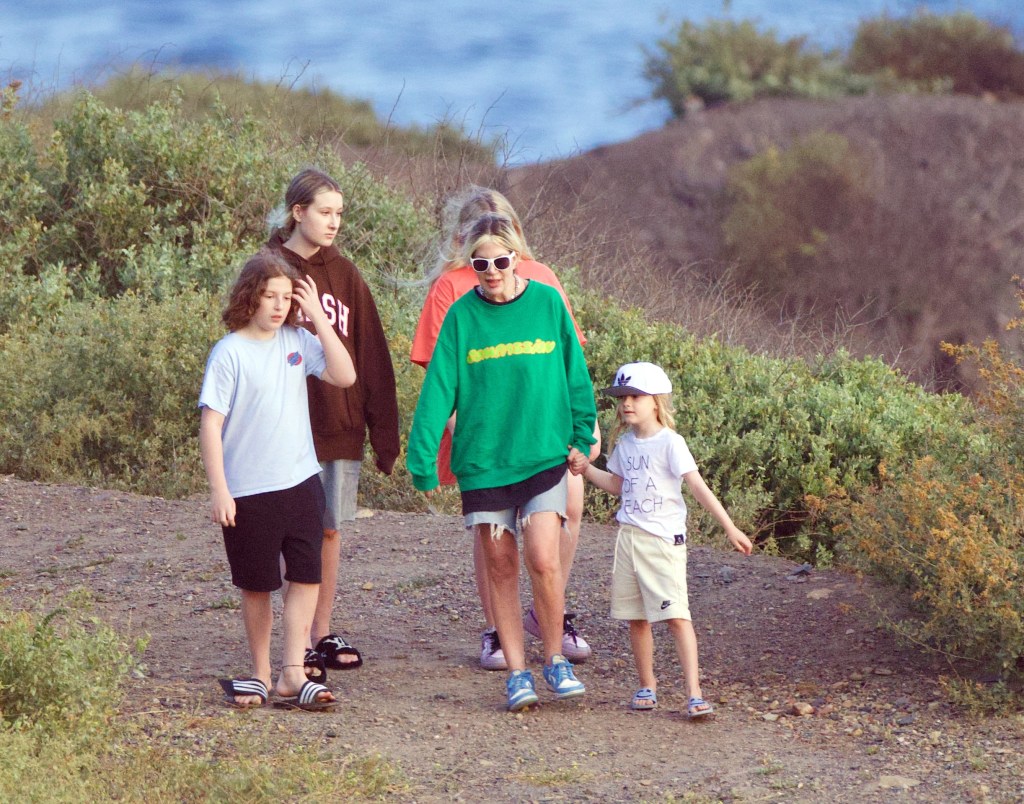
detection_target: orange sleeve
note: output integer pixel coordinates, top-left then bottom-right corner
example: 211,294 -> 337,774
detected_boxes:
410,276 -> 456,367
519,261 -> 587,346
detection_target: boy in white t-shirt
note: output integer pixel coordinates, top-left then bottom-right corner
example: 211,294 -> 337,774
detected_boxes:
569,362 -> 752,718
199,249 -> 355,711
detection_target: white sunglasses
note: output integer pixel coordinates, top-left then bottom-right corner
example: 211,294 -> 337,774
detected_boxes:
471,252 -> 516,272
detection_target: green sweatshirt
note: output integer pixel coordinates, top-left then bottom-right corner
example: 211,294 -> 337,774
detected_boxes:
407,280 -> 596,492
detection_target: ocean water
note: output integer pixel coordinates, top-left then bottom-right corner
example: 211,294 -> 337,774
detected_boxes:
1,0 -> 1020,162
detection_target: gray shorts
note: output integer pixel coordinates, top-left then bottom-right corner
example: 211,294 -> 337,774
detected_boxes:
320,459 -> 361,530
463,471 -> 568,538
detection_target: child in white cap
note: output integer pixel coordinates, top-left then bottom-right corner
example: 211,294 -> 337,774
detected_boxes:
569,362 -> 752,717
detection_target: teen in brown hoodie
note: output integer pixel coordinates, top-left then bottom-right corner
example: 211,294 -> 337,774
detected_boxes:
269,168 -> 400,675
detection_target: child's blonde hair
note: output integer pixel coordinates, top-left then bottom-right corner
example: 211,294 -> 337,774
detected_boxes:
607,393 -> 676,447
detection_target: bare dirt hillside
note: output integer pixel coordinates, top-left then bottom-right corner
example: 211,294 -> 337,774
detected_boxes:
3,475 -> 1022,802
502,94 -> 1024,388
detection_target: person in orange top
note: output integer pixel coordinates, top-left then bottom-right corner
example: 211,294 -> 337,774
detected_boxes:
410,186 -> 600,671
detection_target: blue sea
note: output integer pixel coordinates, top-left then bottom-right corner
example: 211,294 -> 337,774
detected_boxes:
1,0 -> 1020,163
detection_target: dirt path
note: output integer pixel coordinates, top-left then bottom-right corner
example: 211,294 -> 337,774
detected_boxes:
2,476 -> 1021,802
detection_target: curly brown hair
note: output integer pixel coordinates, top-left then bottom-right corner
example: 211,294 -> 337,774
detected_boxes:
222,249 -> 302,331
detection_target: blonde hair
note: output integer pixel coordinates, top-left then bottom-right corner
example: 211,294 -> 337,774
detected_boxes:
457,213 -> 530,269
607,393 -> 676,447
428,186 -> 534,281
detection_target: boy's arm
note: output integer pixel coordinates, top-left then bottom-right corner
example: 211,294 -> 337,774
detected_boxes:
683,470 -> 753,555
582,463 -> 624,496
293,274 -> 356,388
199,406 -> 235,527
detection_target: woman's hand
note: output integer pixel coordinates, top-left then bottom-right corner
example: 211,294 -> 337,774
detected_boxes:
567,447 -> 590,476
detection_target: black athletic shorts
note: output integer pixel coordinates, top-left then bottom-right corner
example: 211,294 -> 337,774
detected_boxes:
221,473 -> 326,592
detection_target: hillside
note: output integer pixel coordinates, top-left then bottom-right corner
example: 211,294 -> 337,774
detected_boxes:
503,94 -> 1024,388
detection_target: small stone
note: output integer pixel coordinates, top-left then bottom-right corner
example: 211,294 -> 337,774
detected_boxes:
791,702 -> 815,717
896,714 -> 915,726
361,581 -> 374,591
763,713 -> 779,722
873,667 -> 893,676
806,588 -> 832,600
719,567 -> 737,584
877,775 -> 920,790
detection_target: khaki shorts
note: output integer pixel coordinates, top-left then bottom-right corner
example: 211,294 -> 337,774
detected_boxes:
320,459 -> 361,530
610,524 -> 691,623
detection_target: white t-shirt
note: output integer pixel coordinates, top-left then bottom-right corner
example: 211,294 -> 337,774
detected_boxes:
199,325 -> 326,498
607,427 -> 698,543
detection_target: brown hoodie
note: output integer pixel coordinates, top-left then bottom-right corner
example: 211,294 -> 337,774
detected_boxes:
268,229 -> 399,474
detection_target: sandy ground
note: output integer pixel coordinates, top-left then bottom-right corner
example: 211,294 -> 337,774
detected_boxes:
2,475 -> 1022,802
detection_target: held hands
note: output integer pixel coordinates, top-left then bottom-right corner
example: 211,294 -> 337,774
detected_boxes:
567,447 -> 590,476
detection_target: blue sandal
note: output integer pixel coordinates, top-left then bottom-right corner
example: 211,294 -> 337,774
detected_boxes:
687,696 -> 714,719
630,687 -> 657,710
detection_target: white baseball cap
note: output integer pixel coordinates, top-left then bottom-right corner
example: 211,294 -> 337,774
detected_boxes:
602,362 -> 673,397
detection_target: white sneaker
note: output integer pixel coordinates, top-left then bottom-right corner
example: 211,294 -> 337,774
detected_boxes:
522,609 -> 592,663
480,628 -> 507,671
560,613 -> 592,663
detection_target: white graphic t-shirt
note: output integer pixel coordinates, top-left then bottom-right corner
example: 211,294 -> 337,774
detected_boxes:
607,427 -> 698,543
199,326 -> 326,498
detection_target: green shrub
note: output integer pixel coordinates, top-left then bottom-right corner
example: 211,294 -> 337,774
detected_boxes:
0,291 -> 224,496
807,291 -> 1024,683
2,88 -> 436,319
848,11 -> 1024,97
54,92 -> 287,298
572,280 -> 977,558
722,131 -> 874,296
643,18 -> 866,117
0,593 -> 141,736
41,68 -> 495,161
817,455 -> 1024,682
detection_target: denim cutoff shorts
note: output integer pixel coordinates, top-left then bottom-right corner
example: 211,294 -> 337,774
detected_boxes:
463,470 -> 568,538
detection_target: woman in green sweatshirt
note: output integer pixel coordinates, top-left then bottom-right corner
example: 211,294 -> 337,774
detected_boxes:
407,213 -> 597,711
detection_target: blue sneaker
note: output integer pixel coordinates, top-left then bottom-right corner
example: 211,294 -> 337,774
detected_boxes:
543,654 -> 585,699
506,669 -> 539,711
